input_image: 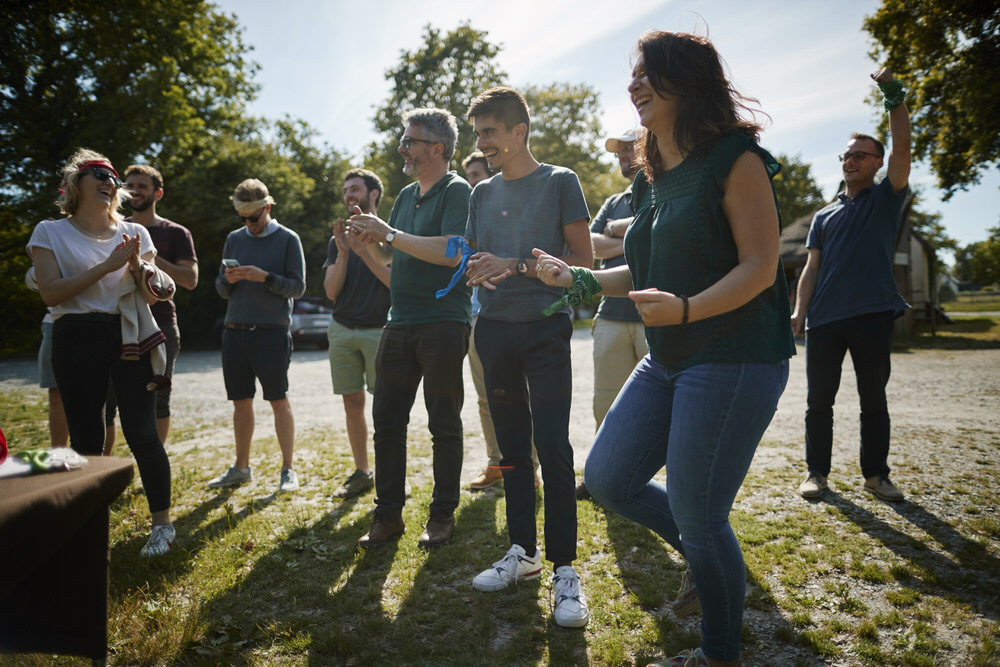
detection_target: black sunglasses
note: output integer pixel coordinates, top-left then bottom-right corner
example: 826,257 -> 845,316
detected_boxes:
236,208 -> 266,223
85,168 -> 122,188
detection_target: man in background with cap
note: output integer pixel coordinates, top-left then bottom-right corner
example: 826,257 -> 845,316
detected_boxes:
577,129 -> 648,499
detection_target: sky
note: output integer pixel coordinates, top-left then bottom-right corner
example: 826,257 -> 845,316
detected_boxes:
214,0 -> 998,255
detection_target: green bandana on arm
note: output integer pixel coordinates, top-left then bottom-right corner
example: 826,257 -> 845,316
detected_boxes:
542,267 -> 603,316
878,80 -> 905,113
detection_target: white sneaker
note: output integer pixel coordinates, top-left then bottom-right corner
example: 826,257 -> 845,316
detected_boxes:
279,467 -> 299,493
140,523 -> 176,557
552,565 -> 589,627
208,465 -> 252,488
473,544 -> 542,591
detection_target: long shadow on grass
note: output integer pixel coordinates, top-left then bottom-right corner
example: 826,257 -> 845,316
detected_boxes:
597,498 -> 801,665
821,490 -> 1000,623
172,500 -> 398,665
109,490 -> 275,594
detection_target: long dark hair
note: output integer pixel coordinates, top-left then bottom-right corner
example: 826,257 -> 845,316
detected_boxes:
634,30 -> 768,182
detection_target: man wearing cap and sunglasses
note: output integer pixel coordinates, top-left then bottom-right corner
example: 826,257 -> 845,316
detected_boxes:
575,128 -> 650,500
210,178 -> 306,494
791,67 -> 912,503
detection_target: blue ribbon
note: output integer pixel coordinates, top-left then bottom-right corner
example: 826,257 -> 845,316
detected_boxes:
435,236 -> 476,299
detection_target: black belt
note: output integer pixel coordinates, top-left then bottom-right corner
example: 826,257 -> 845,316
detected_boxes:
226,323 -> 284,330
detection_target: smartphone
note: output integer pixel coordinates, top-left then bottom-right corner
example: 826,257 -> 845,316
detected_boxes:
222,259 -> 240,268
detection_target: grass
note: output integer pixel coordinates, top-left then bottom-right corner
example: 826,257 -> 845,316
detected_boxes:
940,291 -> 1000,313
2,382 -> 999,666
907,312 -> 1000,349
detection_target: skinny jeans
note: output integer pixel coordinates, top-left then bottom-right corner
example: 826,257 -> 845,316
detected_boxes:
585,356 -> 788,662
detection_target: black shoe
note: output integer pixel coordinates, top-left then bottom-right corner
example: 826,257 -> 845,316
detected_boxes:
575,481 -> 592,500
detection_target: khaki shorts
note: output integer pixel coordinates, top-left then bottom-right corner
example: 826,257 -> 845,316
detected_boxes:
327,319 -> 383,395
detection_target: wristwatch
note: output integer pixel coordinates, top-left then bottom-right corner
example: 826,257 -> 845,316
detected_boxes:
385,229 -> 397,244
516,259 -> 529,276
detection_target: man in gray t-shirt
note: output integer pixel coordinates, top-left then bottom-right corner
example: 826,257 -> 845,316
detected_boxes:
463,87 -> 594,629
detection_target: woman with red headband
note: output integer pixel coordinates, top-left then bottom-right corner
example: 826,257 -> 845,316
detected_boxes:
27,148 -> 175,557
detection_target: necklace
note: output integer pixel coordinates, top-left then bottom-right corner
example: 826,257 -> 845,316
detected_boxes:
68,216 -> 118,241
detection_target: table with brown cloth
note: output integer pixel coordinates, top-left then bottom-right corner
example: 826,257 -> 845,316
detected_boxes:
0,456 -> 134,661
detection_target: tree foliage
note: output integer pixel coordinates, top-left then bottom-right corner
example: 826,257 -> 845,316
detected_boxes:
523,83 -> 618,215
0,2 -> 350,353
366,24 -> 620,217
864,1 -> 1000,197
769,153 -> 826,227
954,226 -> 1000,285
366,23 -> 507,207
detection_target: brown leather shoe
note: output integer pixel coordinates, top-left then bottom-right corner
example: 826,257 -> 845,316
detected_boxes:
358,515 -> 405,548
418,515 -> 455,547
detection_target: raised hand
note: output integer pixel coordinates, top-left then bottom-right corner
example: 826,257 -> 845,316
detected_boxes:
871,66 -> 894,83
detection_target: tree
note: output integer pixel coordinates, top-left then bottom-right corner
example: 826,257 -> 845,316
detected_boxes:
0,0 -> 258,353
864,1 -> 1000,198
769,153 -> 826,227
956,227 -> 1000,286
366,23 -> 507,208
523,83 -> 618,215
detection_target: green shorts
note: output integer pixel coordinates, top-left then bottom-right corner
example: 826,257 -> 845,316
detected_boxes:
327,319 -> 383,395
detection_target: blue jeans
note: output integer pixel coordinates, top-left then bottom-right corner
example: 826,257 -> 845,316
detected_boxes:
805,311 -> 894,479
372,321 -> 469,520
475,314 -> 576,564
585,357 -> 788,662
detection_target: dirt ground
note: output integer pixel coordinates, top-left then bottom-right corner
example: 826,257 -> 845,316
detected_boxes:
2,334 -> 998,665
1,332 -> 998,491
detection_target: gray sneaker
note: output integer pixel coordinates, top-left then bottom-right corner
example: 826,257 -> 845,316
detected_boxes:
140,523 -> 176,557
798,473 -> 828,499
335,469 -> 374,499
279,467 -> 299,493
208,465 -> 252,489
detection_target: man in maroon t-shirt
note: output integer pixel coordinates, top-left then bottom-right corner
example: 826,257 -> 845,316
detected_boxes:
114,165 -> 199,446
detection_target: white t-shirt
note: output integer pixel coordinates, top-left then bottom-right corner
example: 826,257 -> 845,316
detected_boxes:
26,218 -> 156,319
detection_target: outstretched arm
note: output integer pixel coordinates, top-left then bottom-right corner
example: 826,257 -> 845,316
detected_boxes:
873,66 -> 911,193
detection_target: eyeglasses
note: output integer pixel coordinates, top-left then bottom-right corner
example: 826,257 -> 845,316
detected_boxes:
236,208 -> 266,223
85,168 -> 122,188
399,136 -> 436,151
838,151 -> 881,163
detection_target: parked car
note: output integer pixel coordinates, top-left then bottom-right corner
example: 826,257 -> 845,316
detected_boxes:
290,297 -> 333,349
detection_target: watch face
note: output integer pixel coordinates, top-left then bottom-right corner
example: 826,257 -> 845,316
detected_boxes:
517,260 -> 528,274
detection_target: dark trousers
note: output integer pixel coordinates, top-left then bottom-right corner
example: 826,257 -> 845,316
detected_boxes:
372,321 -> 469,520
805,310 -> 894,480
51,314 -> 171,513
476,314 -> 576,564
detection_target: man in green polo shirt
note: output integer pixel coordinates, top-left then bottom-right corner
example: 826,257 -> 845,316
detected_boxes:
348,108 -> 472,549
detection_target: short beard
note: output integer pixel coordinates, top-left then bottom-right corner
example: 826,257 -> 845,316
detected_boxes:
130,196 -> 155,213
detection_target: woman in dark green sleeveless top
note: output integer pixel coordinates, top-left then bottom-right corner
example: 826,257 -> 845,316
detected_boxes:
535,30 -> 794,667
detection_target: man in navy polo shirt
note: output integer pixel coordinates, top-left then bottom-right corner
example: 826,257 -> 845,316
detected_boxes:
792,67 -> 911,502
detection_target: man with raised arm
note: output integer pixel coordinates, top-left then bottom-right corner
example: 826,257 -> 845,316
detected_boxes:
792,67 -> 911,502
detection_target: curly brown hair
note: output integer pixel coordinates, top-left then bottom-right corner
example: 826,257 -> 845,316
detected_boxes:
633,30 -> 768,182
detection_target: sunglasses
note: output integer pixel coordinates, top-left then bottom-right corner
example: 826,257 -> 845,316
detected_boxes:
236,208 -> 266,223
85,168 -> 122,188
